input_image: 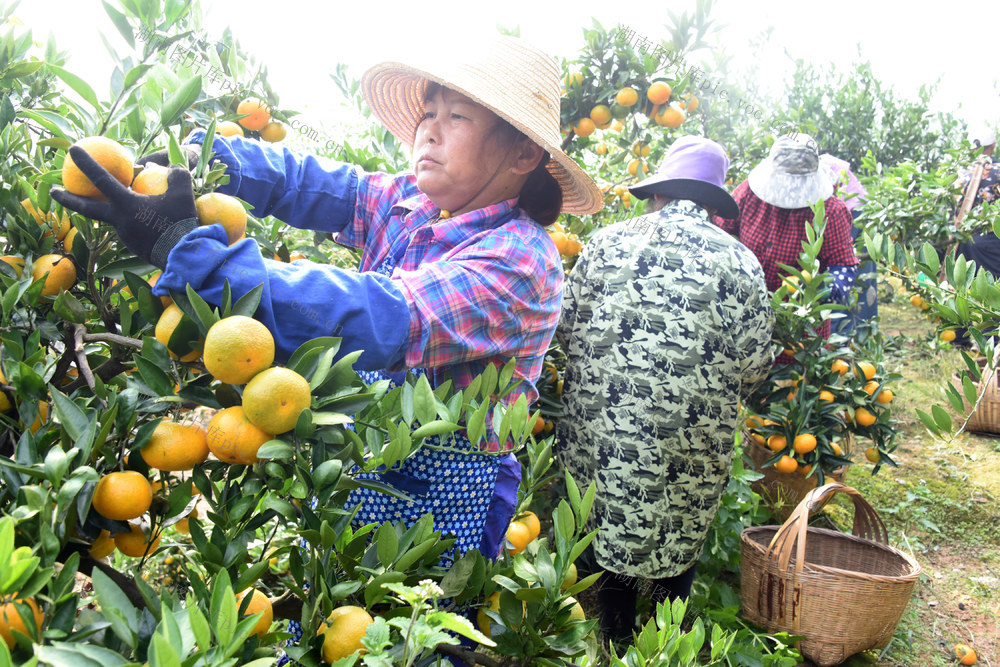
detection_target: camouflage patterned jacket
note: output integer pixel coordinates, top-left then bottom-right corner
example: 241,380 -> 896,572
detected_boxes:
555,200 -> 774,579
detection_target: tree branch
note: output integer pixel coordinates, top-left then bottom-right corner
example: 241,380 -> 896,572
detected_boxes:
435,643 -> 502,667
82,332 -> 144,349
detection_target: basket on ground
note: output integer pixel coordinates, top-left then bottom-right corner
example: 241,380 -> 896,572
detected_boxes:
745,435 -> 849,523
740,482 -> 921,666
957,359 -> 1000,435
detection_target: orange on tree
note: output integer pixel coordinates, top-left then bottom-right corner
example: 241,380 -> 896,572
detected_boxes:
831,442 -> 843,456
61,136 -> 134,199
131,163 -> 169,195
656,103 -> 685,129
615,87 -> 638,107
195,192 -> 247,245
88,530 -> 116,559
560,596 -> 586,622
855,407 -> 877,427
594,142 -> 608,155
864,380 -> 880,396
242,367 -> 312,435
477,592 -> 502,636
319,605 -> 373,663
92,471 -> 152,521
792,433 -> 817,454
766,434 -> 786,452
259,121 -> 287,142
610,119 -> 624,132
865,447 -> 881,463
25,401 -> 49,434
745,415 -> 764,429
155,304 -> 202,362
236,588 -> 273,638
216,120 -> 245,137
62,226 -> 78,254
31,254 -> 76,296
647,81 -> 671,105
751,432 -> 766,446
877,388 -> 894,404
797,464 -> 812,476
940,329 -> 956,343
909,294 -> 923,308
561,562 -> 578,589
774,455 -> 798,474
21,198 -> 71,240
856,361 -> 877,380
114,522 -> 160,558
505,520 -> 531,555
0,597 -> 43,648
0,366 -> 11,414
203,315 -> 276,385
627,159 -> 648,177
631,141 -> 651,157
954,643 -> 977,665
515,510 -> 541,541
819,390 -> 835,402
206,405 -> 272,465
140,420 -> 209,471
831,359 -> 850,375
0,255 -> 24,278
564,71 -> 584,88
573,117 -> 595,138
685,95 -> 699,112
236,98 -> 271,131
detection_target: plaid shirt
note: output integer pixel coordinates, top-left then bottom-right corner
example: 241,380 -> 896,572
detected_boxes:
339,171 -> 563,405
714,180 -> 858,292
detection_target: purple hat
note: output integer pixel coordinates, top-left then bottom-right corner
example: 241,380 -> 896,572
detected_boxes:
629,135 -> 739,218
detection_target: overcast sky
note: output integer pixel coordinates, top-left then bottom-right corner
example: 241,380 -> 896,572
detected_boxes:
10,0 -> 1000,138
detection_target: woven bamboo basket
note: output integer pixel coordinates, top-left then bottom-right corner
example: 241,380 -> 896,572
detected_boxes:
745,436 -> 849,523
959,360 -> 1000,435
740,483 -> 921,666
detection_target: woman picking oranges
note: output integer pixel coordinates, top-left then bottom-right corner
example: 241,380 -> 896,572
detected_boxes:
52,37 -> 601,562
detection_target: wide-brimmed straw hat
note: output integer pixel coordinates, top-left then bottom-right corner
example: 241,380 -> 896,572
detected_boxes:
361,35 -> 602,215
747,133 -> 833,209
629,136 -> 739,218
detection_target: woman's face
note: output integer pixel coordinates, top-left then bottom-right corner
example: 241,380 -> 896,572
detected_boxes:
413,87 -> 541,216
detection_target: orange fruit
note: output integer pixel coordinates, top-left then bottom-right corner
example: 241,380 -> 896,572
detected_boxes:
560,596 -> 586,622
656,103 -> 685,129
864,381 -> 880,396
766,434 -> 786,452
797,464 -> 812,476
21,198 -> 72,240
0,597 -> 43,648
561,562 -> 578,590
589,105 -> 612,126
940,329 -> 956,342
831,359 -> 850,375
685,95 -> 699,112
865,446 -> 881,463
594,142 -> 608,155
615,87 -> 638,107
774,455 -> 798,474
0,255 -> 25,278
320,605 -> 373,663
751,433 -> 766,446
549,230 -> 570,255
631,141 -> 651,157
531,413 -> 545,435
236,588 -> 273,638
242,367 -> 311,435
610,119 -> 624,133
140,420 -> 209,471
216,120 -> 245,137
745,415 -> 764,429
793,433 -> 817,454
831,443 -> 843,456
0,366 -> 10,413
855,407 -> 877,426
146,272 -> 173,307
909,294 -> 923,308
92,471 -> 152,521
155,304 -> 201,362
954,643 -> 977,665
25,401 -> 49,434
62,227 -> 79,255
877,388 -> 894,404
259,121 -> 287,142
236,98 -> 271,131
627,159 -> 648,177
62,136 -> 135,199
506,521 -> 532,555
131,163 -> 169,195
203,315 -> 275,385
195,193 -> 247,245
564,72 -> 584,88
114,522 -> 160,558
647,82 -> 671,105
516,511 -> 541,541
206,405 -> 272,465
856,361 -> 876,380
31,254 -> 76,296
88,529 -> 116,559
819,390 -> 835,402
573,117 -> 596,138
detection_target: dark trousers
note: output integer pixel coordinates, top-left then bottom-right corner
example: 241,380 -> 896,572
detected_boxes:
580,550 -> 697,642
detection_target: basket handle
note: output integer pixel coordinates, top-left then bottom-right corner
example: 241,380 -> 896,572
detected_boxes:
764,482 -> 889,573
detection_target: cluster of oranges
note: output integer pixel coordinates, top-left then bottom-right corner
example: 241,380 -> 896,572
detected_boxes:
214,98 -> 287,143
12,194 -> 79,298
746,359 -> 894,477
565,78 -> 696,139
546,222 -> 583,260
908,292 -> 960,344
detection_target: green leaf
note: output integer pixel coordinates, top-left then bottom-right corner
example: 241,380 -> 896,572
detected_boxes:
90,568 -> 140,649
160,75 -> 202,128
412,374 -> 437,425
962,373 -> 979,405
102,1 -> 136,48
230,283 -> 263,317
52,291 -> 87,323
411,420 -> 459,440
47,386 -> 92,443
209,569 -> 236,646
134,355 -> 175,397
48,65 -> 101,111
915,409 -> 941,437
183,283 -> 219,332
255,440 -> 293,459
310,411 -> 353,427
931,404 -> 953,433
376,523 -> 398,567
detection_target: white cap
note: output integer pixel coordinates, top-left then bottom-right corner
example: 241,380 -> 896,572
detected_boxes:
968,122 -> 997,148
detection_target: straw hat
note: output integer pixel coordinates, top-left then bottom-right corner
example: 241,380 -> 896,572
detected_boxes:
747,133 -> 833,209
361,35 -> 602,215
629,136 -> 739,218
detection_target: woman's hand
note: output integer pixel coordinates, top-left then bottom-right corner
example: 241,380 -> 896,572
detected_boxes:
51,146 -> 199,268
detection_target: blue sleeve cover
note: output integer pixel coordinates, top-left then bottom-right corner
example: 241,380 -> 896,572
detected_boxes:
153,224 -> 411,369
829,264 -> 858,304
186,130 -> 358,233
